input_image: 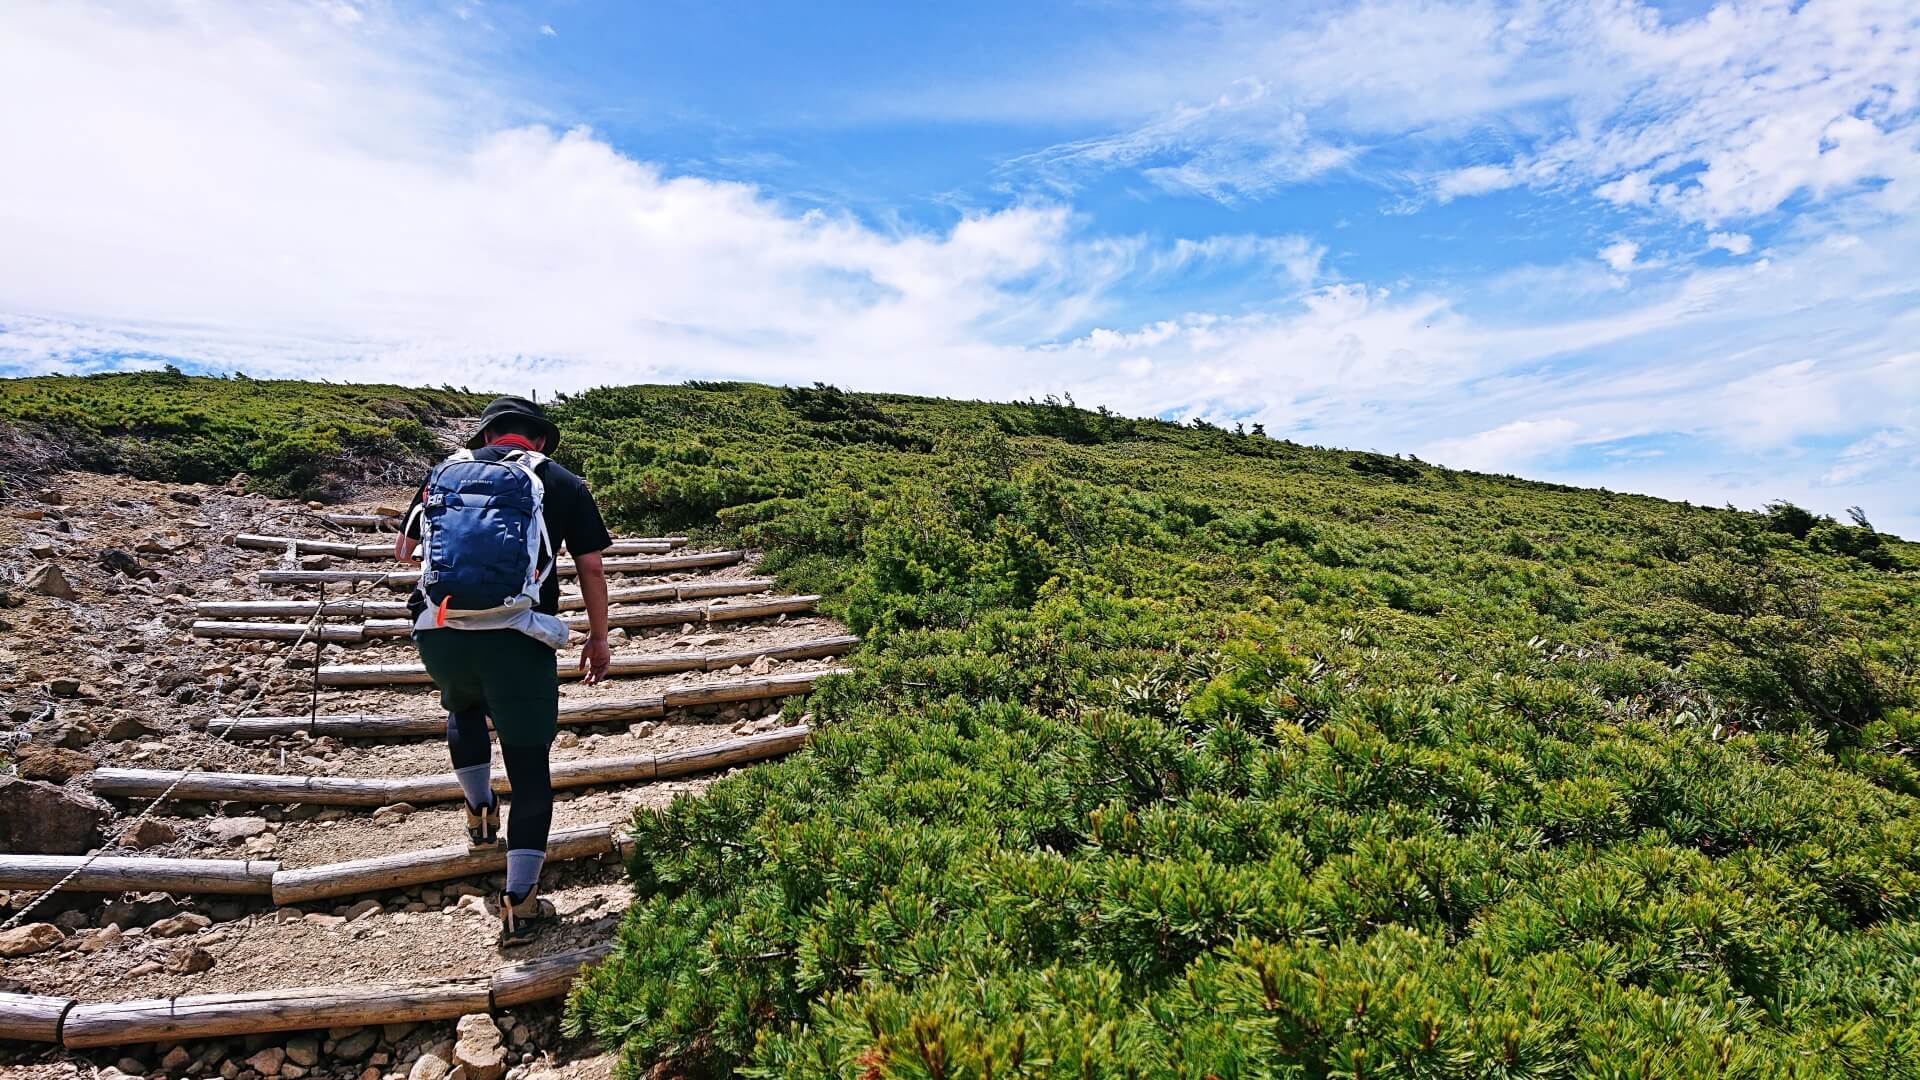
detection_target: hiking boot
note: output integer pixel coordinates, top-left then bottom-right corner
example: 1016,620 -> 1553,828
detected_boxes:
465,800 -> 501,850
498,886 -> 554,948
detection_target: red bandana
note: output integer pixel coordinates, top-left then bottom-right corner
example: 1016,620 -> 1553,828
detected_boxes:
489,434 -> 541,453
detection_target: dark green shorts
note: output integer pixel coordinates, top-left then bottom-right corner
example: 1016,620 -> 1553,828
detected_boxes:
412,629 -> 558,746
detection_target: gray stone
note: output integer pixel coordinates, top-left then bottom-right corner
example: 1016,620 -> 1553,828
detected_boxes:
208,816 -> 270,842
333,1029 -> 378,1060
0,775 -> 110,854
167,945 -> 216,973
408,1052 -> 450,1080
285,1035 -> 321,1067
246,1047 -> 285,1077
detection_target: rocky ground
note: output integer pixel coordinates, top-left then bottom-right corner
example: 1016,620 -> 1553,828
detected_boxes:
0,470 -> 849,1079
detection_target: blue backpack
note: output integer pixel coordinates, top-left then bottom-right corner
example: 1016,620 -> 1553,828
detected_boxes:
407,449 -> 552,623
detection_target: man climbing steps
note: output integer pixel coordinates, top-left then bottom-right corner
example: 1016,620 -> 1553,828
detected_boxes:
396,396 -> 613,947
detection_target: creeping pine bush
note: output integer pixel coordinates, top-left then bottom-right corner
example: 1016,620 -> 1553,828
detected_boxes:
549,384 -> 1920,1077
17,376 -> 1920,1075
0,370 -> 485,496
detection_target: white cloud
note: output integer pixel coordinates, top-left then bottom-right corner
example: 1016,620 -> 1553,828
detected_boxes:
1598,241 -> 1640,273
1425,418 -> 1579,472
1431,164 -> 1519,202
1707,231 -> 1753,256
540,24 -> 556,37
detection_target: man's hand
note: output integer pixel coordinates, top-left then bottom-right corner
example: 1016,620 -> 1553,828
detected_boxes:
393,531 -> 419,565
579,634 -> 612,685
574,550 -> 612,684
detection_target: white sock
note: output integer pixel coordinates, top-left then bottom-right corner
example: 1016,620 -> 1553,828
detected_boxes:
455,764 -> 493,809
505,849 -> 545,899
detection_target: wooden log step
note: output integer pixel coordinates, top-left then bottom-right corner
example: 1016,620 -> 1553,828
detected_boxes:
269,823 -> 625,904
316,634 -> 858,687
195,578 -> 775,620
192,595 -> 819,643
92,726 -> 811,807
0,857 -> 278,895
238,534 -> 686,560
45,945 -> 610,1047
258,550 -> 746,588
318,513 -> 401,531
61,978 -> 493,1048
0,992 -> 76,1043
210,668 -> 842,739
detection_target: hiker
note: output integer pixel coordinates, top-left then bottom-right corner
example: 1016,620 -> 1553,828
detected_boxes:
394,396 -> 613,946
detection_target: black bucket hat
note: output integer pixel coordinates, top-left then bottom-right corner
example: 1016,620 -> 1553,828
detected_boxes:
467,396 -> 561,451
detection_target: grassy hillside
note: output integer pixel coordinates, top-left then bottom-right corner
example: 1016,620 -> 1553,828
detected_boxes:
9,374 -> 1919,1075
0,369 -> 485,497
543,383 -> 1920,1077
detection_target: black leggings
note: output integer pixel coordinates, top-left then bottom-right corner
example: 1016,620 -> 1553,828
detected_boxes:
446,707 -> 552,852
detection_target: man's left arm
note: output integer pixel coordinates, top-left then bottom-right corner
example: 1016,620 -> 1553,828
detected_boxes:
574,551 -> 611,684
561,471 -> 616,684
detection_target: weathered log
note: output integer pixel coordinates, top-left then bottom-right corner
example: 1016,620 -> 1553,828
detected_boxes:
596,540 -> 673,555
212,695 -> 669,739
0,992 -> 75,1043
93,727 -> 808,807
191,621 -> 365,643
195,598 -> 411,619
234,534 -> 385,558
705,594 -> 820,622
198,577 -> 773,620
704,634 -> 861,671
260,550 -> 745,589
319,513 -> 400,531
491,943 -> 613,1007
0,856 -> 278,895
270,823 -> 617,904
673,577 -> 776,600
661,669 -> 846,709
568,604 -> 708,632
656,725 -> 810,777
92,770 -> 412,807
256,569 -> 395,586
317,634 -> 856,687
61,979 -> 493,1047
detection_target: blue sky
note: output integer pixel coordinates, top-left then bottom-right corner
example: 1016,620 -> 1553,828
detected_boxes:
3,1 -> 1918,533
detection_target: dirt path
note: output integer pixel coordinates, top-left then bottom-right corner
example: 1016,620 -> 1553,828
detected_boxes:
1,470 -> 848,1080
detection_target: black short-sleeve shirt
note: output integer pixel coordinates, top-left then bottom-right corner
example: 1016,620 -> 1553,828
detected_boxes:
404,449 -> 613,618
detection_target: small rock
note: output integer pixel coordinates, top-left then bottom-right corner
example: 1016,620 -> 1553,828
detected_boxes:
23,562 -> 75,600
409,1052 -> 450,1080
0,775 -> 111,854
168,490 -> 203,506
13,742 -> 95,781
151,912 -> 213,937
0,923 -> 66,957
453,894 -> 488,917
208,816 -> 270,842
333,1028 -> 378,1060
76,924 -> 124,953
304,913 -> 347,929
749,654 -> 774,675
346,899 -> 383,921
552,732 -> 578,749
120,818 -> 181,849
127,960 -> 163,977
99,548 -> 143,576
628,721 -> 657,738
285,1035 -> 321,1067
299,554 -> 334,570
116,1059 -> 147,1076
44,678 -> 84,702
453,1014 -> 508,1080
162,1045 -> 193,1071
166,945 -> 216,974
55,909 -> 90,932
35,487 -> 63,505
136,538 -> 177,555
247,1046 -> 286,1077
372,802 -> 416,824
220,1059 -> 241,1080
105,715 -> 157,741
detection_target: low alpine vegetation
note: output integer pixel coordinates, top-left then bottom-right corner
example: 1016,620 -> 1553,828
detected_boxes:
550,383 -> 1920,1078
